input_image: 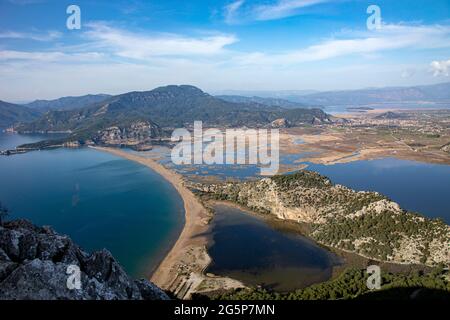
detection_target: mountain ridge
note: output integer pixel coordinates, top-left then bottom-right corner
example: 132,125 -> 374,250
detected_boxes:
216,94 -> 312,109
15,85 -> 333,149
0,100 -> 41,129
280,82 -> 450,106
214,82 -> 450,106
24,94 -> 112,111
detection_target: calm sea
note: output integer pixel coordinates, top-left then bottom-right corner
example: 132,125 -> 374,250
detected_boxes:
0,133 -> 184,278
308,159 -> 450,223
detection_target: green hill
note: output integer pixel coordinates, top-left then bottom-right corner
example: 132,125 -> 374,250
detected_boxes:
17,85 -> 332,145
24,94 -> 111,111
0,100 -> 41,129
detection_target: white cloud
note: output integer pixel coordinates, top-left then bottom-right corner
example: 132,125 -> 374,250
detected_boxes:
430,59 -> 450,76
0,30 -> 61,41
233,23 -> 450,66
0,50 -> 103,62
253,0 -> 329,21
1,21 -> 449,100
223,0 -> 330,24
224,0 -> 245,24
3,22 -> 447,68
83,23 -> 238,60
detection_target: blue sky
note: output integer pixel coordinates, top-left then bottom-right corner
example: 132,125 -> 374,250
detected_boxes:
0,0 -> 449,101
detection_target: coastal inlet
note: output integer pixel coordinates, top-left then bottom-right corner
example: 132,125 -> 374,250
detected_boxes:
206,204 -> 342,292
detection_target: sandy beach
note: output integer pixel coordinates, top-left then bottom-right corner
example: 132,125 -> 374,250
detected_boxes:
92,147 -> 245,298
92,147 -> 210,286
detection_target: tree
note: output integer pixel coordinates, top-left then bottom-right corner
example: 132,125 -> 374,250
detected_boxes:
0,201 -> 9,225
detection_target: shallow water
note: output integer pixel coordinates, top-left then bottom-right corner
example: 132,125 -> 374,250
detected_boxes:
206,204 -> 340,292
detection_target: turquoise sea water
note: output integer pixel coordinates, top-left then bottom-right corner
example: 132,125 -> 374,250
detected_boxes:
0,133 -> 184,277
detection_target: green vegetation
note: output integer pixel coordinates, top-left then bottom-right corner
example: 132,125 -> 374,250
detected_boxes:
216,95 -> 309,109
212,267 -> 450,300
24,94 -> 111,111
271,171 -> 331,189
194,169 -> 450,265
0,100 -> 41,129
17,85 -> 332,149
311,212 -> 449,262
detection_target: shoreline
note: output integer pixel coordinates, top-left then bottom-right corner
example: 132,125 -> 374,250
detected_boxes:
91,146 -> 444,297
280,128 -> 450,168
207,200 -> 435,279
92,147 -> 211,289
92,147 -> 245,298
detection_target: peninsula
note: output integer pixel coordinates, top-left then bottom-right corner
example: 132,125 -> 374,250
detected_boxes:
190,171 -> 449,267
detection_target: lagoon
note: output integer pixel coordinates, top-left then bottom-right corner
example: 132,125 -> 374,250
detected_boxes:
206,204 -> 340,292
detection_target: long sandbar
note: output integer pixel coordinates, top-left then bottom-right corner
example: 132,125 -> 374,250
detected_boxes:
92,146 -> 210,289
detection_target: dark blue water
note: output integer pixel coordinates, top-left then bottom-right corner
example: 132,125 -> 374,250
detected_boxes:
207,204 -> 340,292
0,132 -> 68,150
0,133 -> 184,277
307,158 -> 450,223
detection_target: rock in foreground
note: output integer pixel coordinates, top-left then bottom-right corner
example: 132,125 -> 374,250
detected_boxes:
0,220 -> 169,300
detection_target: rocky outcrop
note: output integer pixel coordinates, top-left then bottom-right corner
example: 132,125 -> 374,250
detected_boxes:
93,121 -> 161,147
375,111 -> 406,120
0,220 -> 169,300
270,118 -> 290,128
441,143 -> 450,153
191,171 -> 450,266
312,116 -> 332,124
63,141 -> 81,148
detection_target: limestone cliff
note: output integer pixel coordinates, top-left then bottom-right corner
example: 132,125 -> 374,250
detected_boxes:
0,219 -> 169,300
191,171 -> 450,266
93,121 -> 161,147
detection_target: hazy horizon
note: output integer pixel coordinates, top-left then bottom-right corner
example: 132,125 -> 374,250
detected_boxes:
3,80 -> 450,104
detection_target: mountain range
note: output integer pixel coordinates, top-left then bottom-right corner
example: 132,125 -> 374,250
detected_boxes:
215,95 -> 310,109
6,85 -> 332,149
0,100 -> 41,129
24,94 -> 111,111
0,94 -> 112,130
18,85 -> 331,132
252,82 -> 450,106
2,82 -> 449,137
211,89 -> 319,98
